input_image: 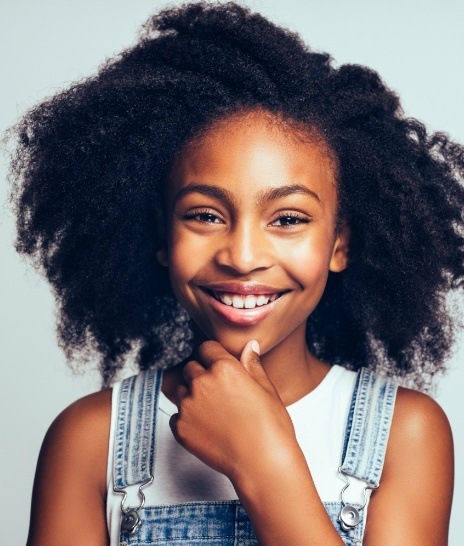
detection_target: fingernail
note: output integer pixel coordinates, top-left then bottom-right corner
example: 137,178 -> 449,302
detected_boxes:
251,340 -> 260,355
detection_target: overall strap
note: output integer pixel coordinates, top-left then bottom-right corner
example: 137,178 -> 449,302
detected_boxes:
113,368 -> 163,489
340,367 -> 398,488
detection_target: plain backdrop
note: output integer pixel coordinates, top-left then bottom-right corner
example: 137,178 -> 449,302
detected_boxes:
1,1 -> 463,544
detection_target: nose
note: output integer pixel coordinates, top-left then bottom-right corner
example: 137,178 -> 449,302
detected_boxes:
214,220 -> 273,274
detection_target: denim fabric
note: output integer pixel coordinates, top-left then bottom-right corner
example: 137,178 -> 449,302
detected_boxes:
118,501 -> 365,546
113,367 -> 397,546
340,369 -> 397,487
114,370 -> 161,488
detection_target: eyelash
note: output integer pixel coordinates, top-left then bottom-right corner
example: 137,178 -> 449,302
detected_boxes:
271,212 -> 311,227
182,209 -> 311,227
182,209 -> 224,224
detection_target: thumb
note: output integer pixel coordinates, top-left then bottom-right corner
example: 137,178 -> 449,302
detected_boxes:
239,339 -> 260,372
240,340 -> 279,396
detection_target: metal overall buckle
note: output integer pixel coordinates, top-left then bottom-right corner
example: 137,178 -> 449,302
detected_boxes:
113,475 -> 154,535
337,467 -> 377,531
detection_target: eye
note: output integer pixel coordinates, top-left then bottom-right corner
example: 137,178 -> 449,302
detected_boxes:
183,209 -> 224,224
271,212 -> 311,227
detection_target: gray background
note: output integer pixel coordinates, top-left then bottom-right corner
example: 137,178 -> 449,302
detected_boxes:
1,1 -> 463,544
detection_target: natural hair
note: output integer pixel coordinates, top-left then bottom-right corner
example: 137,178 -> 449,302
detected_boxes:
6,1 -> 464,389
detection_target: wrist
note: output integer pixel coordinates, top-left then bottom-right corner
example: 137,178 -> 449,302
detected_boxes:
230,440 -> 309,500
229,443 -> 344,545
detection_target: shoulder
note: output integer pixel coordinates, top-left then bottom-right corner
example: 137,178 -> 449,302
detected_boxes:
49,387 -> 112,430
27,389 -> 112,545
384,385 -> 454,481
42,388 -> 112,489
45,388 -> 113,493
389,386 -> 453,458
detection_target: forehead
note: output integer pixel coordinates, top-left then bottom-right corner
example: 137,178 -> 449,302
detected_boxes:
168,110 -> 338,206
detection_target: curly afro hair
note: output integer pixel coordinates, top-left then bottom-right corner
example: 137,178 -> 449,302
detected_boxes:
7,2 -> 464,389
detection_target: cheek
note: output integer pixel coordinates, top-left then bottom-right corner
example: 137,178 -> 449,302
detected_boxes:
283,235 -> 334,285
166,229 -> 211,293
167,245 -> 193,288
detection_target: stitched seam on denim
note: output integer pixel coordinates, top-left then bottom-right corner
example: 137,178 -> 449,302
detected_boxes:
151,369 -> 163,486
114,374 -> 136,488
124,536 -> 237,541
130,371 -> 145,483
342,368 -> 370,472
344,369 -> 372,477
122,534 -> 234,546
368,378 -> 397,483
233,503 -> 239,545
360,376 -> 396,484
343,368 -> 375,481
366,380 -> 386,481
341,369 -> 361,462
131,370 -> 158,483
134,499 -> 363,510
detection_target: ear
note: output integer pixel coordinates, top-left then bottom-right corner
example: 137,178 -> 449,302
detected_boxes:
156,246 -> 169,267
329,220 -> 350,273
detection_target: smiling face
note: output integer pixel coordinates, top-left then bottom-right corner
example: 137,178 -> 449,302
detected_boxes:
159,110 -> 349,359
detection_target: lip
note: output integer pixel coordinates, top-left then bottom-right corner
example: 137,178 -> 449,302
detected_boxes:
200,287 -> 288,326
200,281 -> 286,296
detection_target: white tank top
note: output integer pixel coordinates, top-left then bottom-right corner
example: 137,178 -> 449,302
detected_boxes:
106,364 -> 370,542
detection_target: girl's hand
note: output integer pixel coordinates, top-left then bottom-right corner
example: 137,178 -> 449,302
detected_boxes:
168,340 -> 299,483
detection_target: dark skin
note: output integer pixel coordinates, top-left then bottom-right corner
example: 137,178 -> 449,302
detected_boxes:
27,111 -> 454,545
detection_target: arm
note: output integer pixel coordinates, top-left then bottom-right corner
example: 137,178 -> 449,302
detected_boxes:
230,386 -> 454,546
170,341 -> 344,545
231,442 -> 344,545
26,390 -> 112,546
364,387 -> 454,546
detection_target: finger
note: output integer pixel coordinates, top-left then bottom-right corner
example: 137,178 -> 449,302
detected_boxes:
182,360 -> 206,386
169,413 -> 178,431
198,340 -> 237,369
240,340 -> 279,397
172,383 -> 189,408
239,339 -> 261,376
168,412 -> 189,450
239,339 -> 260,375
169,413 -> 180,442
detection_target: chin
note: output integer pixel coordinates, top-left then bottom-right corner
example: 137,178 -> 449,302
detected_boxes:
215,336 -> 250,358
204,328 -> 260,359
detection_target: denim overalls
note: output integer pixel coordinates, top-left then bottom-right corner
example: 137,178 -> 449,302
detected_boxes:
112,367 -> 397,545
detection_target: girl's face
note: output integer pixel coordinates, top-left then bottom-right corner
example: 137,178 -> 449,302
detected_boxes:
159,110 -> 349,358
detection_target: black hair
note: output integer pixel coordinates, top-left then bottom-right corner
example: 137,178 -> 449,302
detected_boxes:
7,1 -> 464,389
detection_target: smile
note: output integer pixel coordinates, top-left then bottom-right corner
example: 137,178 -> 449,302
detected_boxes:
211,291 -> 282,309
199,286 -> 288,327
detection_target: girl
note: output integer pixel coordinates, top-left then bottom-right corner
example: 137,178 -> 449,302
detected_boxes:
8,2 -> 462,544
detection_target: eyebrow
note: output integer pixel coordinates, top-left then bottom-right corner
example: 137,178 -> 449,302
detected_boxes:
173,183 -> 321,208
256,184 -> 321,205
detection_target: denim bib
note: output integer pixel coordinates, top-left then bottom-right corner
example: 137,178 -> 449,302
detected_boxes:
112,367 -> 397,546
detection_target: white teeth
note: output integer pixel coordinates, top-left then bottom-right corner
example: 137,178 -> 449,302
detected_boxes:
222,294 -> 233,306
244,295 -> 257,308
212,291 -> 281,309
232,295 -> 245,308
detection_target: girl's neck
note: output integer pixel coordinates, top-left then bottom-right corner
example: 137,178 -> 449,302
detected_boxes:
254,323 -> 331,407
